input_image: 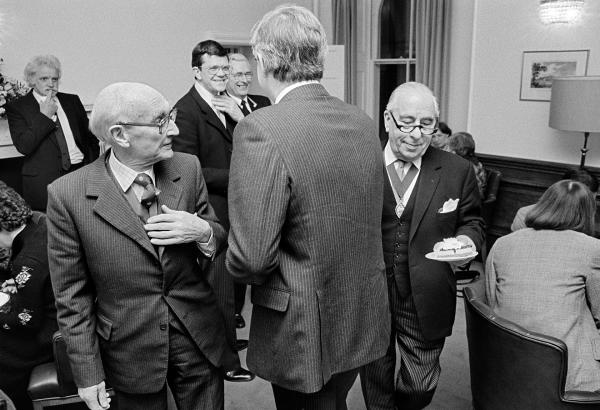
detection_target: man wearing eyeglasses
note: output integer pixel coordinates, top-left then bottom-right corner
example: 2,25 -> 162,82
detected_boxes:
173,40 -> 254,383
360,82 -> 485,410
47,82 -> 230,410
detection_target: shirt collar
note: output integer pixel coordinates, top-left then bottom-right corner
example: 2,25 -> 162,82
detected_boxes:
194,81 -> 219,106
383,141 -> 422,170
108,150 -> 155,192
275,80 -> 319,104
227,93 -> 244,106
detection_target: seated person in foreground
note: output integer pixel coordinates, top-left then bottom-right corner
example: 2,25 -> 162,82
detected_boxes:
485,179 -> 600,393
448,131 -> 487,198
511,167 -> 599,231
0,181 -> 57,410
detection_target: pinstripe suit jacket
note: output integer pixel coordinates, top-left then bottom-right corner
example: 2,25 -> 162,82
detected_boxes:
47,151 -> 228,393
226,83 -> 391,393
485,229 -> 600,392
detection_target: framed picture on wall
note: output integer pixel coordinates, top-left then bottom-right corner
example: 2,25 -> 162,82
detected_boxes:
519,50 -> 589,101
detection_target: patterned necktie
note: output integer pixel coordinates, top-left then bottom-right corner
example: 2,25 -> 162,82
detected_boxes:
240,100 -> 251,116
132,173 -> 157,208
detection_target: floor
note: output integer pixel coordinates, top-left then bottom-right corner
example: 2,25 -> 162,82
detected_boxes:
225,266 -> 481,410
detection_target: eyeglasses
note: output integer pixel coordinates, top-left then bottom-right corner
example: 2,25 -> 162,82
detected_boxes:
389,112 -> 438,136
203,65 -> 230,75
116,108 -> 178,135
231,72 -> 253,81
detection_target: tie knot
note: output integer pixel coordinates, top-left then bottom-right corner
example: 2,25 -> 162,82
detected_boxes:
133,173 -> 157,208
134,173 -> 153,188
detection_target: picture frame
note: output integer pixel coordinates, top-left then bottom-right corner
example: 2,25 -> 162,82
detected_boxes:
519,50 -> 589,101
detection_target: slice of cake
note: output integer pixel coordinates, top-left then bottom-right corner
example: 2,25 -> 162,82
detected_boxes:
433,238 -> 473,258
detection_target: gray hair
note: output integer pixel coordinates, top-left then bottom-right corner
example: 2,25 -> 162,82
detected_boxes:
228,53 -> 250,64
89,82 -> 164,144
24,55 -> 62,86
386,82 -> 440,118
250,4 -> 327,82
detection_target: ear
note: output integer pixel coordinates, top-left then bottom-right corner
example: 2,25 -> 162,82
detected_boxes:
192,66 -> 202,81
383,110 -> 391,133
109,125 -> 130,148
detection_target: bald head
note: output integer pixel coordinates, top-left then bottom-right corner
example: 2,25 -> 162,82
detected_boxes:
386,82 -> 439,117
90,82 -> 167,144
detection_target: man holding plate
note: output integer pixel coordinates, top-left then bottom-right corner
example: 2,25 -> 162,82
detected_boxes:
360,82 -> 484,410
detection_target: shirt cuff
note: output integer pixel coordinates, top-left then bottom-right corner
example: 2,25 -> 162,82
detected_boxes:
196,228 -> 215,259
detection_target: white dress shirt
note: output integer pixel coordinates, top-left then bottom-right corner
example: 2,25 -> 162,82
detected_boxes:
194,82 -> 226,127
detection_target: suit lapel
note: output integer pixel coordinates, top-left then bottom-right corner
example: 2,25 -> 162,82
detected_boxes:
23,92 -> 62,151
189,87 -> 233,143
87,152 -> 158,259
154,159 -> 183,211
57,94 -> 83,148
410,149 -> 441,242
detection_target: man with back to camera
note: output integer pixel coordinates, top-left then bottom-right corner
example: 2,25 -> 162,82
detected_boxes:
226,5 -> 391,409
360,82 -> 485,410
47,82 -> 229,410
224,52 -> 270,329
172,40 -> 253,383
6,55 -> 99,211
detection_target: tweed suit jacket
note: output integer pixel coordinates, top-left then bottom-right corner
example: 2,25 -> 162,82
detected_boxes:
6,91 -> 99,210
226,83 -> 391,393
46,151 -> 228,393
485,229 -> 600,392
174,86 -> 237,228
382,147 -> 485,341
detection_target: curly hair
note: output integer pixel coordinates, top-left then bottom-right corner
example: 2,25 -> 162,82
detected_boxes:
0,180 -> 32,232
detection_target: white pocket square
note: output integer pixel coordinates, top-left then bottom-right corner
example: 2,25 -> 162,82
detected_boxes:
438,198 -> 459,213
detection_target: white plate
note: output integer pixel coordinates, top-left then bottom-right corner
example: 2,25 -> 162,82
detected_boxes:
0,292 -> 9,307
425,251 -> 478,262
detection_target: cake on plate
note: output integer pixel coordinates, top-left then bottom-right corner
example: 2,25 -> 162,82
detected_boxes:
432,237 -> 473,258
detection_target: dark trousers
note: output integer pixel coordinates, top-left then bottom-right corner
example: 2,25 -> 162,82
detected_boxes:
272,368 -> 358,410
115,315 -> 223,410
360,276 -> 445,410
234,283 -> 247,315
206,251 -> 241,371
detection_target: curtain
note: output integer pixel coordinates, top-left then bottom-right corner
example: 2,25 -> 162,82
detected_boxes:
333,0 -> 357,104
415,0 -> 451,118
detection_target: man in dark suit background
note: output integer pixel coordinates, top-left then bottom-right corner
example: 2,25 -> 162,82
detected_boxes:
226,5 -> 390,409
47,82 -> 229,410
224,52 -> 270,329
360,82 -> 485,410
172,40 -> 253,383
6,55 -> 99,211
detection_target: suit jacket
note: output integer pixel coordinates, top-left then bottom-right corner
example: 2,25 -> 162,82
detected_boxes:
244,94 -> 271,112
226,83 -> 390,393
485,229 -> 600,392
173,87 -> 236,228
46,152 -> 228,393
382,147 -> 485,341
6,91 -> 99,211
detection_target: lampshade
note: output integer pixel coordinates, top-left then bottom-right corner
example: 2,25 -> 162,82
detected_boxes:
539,0 -> 584,24
549,76 -> 600,133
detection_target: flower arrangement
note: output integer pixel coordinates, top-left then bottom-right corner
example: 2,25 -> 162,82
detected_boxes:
0,58 -> 30,118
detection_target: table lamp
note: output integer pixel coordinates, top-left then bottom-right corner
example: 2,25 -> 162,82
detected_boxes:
549,76 -> 600,168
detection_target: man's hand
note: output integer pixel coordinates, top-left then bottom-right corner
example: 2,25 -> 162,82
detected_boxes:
78,381 -> 111,410
212,94 -> 244,122
1,278 -> 17,294
39,91 -> 58,119
144,205 -> 212,245
447,235 -> 477,270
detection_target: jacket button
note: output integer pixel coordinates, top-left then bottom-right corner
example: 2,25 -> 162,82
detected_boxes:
160,324 -> 167,331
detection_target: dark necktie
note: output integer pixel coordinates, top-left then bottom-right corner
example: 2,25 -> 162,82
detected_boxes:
54,118 -> 71,171
240,100 -> 251,116
133,173 -> 158,209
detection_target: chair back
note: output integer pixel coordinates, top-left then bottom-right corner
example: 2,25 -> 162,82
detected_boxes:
463,285 -> 600,409
52,331 -> 78,396
482,169 -> 501,224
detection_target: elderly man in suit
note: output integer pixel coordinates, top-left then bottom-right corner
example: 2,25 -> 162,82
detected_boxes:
224,52 -> 270,329
360,82 -> 485,410
226,5 -> 390,409
173,40 -> 254,383
47,82 -> 229,410
6,55 -> 99,211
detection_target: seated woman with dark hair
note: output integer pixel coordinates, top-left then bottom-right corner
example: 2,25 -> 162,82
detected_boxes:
485,180 -> 600,393
448,131 -> 487,198
0,181 -> 57,410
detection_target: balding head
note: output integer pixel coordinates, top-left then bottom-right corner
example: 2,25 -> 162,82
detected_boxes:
90,82 -> 167,145
386,82 -> 439,117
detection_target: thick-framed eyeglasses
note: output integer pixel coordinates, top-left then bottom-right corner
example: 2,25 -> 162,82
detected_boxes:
116,108 -> 178,135
203,65 -> 230,75
388,112 -> 438,136
231,72 -> 253,81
